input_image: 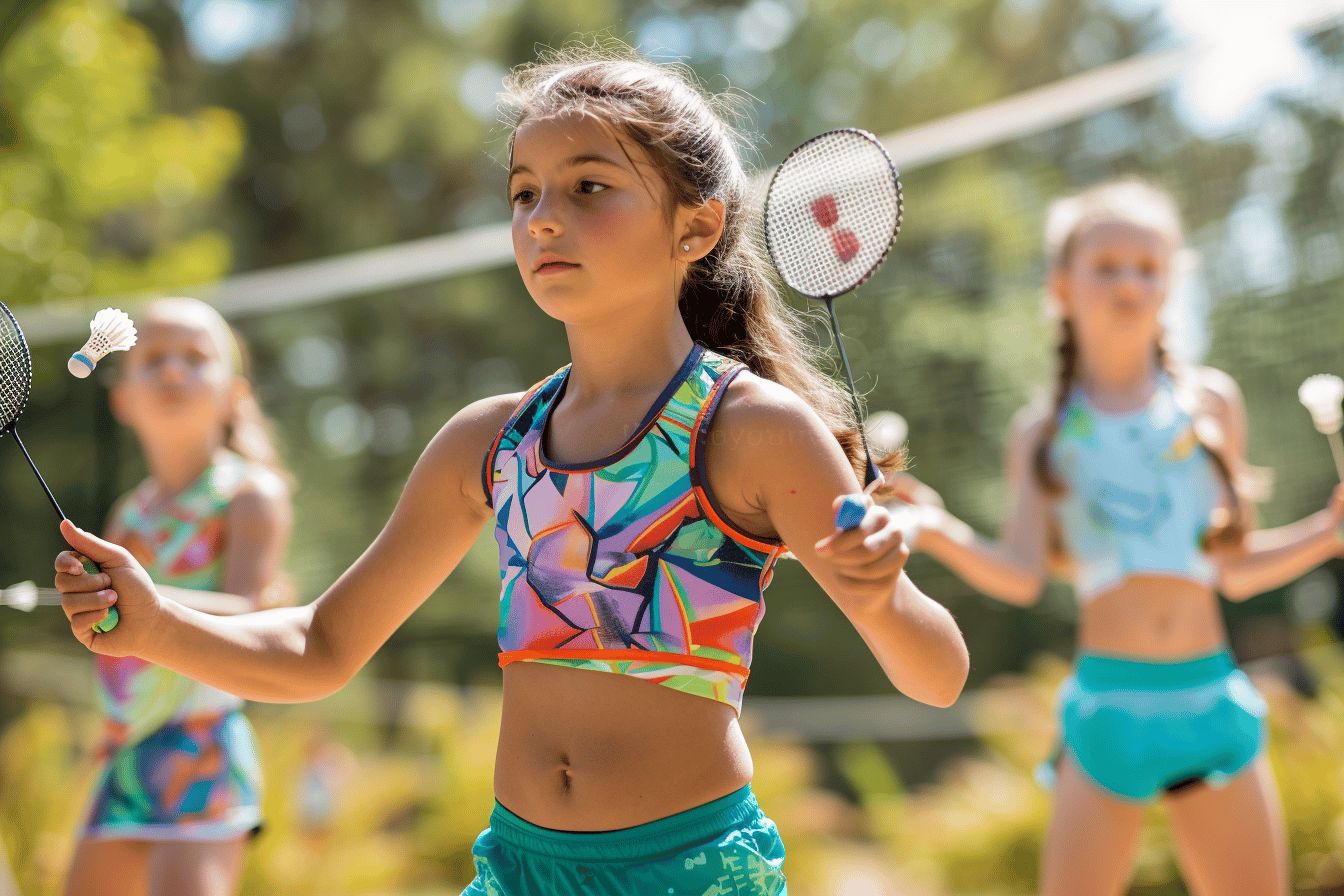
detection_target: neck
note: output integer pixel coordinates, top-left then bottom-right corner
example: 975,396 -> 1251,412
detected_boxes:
563,306 -> 695,402
1075,349 -> 1161,402
139,433 -> 225,496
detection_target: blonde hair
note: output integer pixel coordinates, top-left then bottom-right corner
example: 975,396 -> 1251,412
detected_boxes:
140,298 -> 290,483
1034,179 -> 1249,552
500,40 -> 904,479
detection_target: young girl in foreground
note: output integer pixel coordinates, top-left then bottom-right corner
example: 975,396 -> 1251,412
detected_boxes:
65,298 -> 292,896
54,48 -> 968,894
892,180 -> 1344,896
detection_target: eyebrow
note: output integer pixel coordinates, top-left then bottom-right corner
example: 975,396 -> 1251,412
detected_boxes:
508,154 -> 624,181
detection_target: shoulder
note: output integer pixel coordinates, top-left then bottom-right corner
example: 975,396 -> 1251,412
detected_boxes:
713,370 -> 832,447
425,391 -> 529,505
426,391 -> 528,462
1009,399 -> 1055,441
227,465 -> 292,532
1190,365 -> 1245,416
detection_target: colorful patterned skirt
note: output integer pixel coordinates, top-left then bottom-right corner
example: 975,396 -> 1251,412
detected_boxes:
83,710 -> 263,842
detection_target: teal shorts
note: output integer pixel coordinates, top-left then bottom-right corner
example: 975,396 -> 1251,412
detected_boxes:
1039,649 -> 1267,803
462,784 -> 787,895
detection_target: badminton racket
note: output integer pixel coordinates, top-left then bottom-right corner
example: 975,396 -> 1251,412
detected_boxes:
0,301 -> 117,632
763,128 -> 903,530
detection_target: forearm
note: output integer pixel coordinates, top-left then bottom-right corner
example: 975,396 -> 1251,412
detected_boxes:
159,585 -> 259,616
919,509 -> 1043,605
145,600 -> 343,702
843,572 -> 969,707
1218,510 -> 1344,601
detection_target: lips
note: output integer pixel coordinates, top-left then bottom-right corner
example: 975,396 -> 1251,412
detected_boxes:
533,254 -> 579,273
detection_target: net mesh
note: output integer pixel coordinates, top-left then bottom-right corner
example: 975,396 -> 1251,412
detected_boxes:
0,302 -> 32,434
764,129 -> 903,299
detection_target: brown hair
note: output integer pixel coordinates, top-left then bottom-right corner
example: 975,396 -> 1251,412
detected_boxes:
1033,179 -> 1248,552
499,41 -> 904,479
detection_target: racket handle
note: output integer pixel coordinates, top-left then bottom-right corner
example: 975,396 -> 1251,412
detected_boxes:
80,557 -> 120,633
834,495 -> 868,531
93,607 -> 120,633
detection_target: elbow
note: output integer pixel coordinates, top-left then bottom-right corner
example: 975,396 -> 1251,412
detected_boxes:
1000,574 -> 1044,607
1217,575 -> 1255,603
904,642 -> 970,709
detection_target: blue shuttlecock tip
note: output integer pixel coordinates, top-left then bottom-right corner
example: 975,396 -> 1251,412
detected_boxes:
67,353 -> 95,378
834,495 -> 867,530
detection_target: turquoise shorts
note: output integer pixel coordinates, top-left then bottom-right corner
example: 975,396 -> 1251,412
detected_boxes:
1040,649 -> 1267,803
462,784 -> 787,895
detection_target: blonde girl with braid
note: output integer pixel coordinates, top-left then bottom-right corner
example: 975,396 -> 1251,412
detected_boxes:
890,179 -> 1344,896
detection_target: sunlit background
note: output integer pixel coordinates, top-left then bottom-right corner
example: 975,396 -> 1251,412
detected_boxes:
2,0 -> 1343,893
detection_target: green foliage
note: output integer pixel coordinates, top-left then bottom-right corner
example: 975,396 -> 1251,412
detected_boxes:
0,0 -> 242,303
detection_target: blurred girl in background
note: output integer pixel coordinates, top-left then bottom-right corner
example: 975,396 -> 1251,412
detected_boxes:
66,298 -> 292,896
890,179 -> 1344,896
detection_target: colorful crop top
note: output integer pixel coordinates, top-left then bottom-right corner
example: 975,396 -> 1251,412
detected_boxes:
96,451 -> 251,749
1049,374 -> 1222,601
484,343 -> 786,713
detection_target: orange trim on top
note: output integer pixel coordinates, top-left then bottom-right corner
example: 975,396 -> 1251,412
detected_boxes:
499,648 -> 750,678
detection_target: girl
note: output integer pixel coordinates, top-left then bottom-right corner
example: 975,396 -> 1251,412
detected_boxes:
889,179 -> 1344,896
52,47 -> 968,895
65,298 -> 293,896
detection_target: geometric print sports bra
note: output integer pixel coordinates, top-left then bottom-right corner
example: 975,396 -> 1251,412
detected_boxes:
484,343 -> 786,713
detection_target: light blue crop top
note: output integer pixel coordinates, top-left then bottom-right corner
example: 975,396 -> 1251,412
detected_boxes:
1049,374 -> 1222,600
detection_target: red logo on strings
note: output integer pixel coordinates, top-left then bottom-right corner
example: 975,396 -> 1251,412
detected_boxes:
809,193 -> 859,263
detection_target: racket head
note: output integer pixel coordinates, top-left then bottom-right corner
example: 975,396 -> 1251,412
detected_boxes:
763,128 -> 903,300
0,301 -> 33,437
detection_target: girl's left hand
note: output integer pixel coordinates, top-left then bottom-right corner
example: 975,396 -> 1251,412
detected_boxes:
814,495 -> 910,615
1328,482 -> 1344,553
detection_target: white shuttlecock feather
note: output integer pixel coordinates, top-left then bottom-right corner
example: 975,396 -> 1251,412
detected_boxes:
1298,374 -> 1344,435
2,581 -> 38,612
68,307 -> 137,378
865,410 -> 909,456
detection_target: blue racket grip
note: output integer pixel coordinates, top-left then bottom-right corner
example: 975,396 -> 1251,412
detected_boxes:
81,557 -> 120,633
834,495 -> 868,531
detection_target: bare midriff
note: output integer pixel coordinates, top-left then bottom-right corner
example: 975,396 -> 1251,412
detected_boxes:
1077,574 -> 1229,659
493,662 -> 754,831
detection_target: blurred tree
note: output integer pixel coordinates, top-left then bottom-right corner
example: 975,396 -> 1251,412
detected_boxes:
0,0 -> 243,305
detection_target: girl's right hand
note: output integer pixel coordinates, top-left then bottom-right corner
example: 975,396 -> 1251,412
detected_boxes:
880,472 -> 945,511
55,520 -> 164,657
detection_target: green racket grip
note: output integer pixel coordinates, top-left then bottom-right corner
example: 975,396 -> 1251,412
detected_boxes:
81,557 -> 120,634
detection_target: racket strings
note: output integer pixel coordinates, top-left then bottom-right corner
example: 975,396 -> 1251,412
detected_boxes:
0,305 -> 32,430
765,130 -> 902,298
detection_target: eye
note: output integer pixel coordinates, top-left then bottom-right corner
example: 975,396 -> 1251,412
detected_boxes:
510,188 -> 535,206
577,180 -> 608,195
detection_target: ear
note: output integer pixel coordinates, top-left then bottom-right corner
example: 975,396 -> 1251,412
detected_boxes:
232,374 -> 253,401
1047,266 -> 1071,319
674,198 -> 725,262
108,381 -> 133,427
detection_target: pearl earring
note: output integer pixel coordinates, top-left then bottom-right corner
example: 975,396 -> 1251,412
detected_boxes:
682,243 -> 691,252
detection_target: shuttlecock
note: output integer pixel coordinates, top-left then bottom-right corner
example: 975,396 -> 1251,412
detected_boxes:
865,410 -> 909,456
68,308 -> 137,378
1298,374 -> 1344,435
3,581 -> 38,612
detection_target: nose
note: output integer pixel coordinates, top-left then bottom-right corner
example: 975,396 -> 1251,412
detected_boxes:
156,355 -> 189,384
526,191 -> 564,241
